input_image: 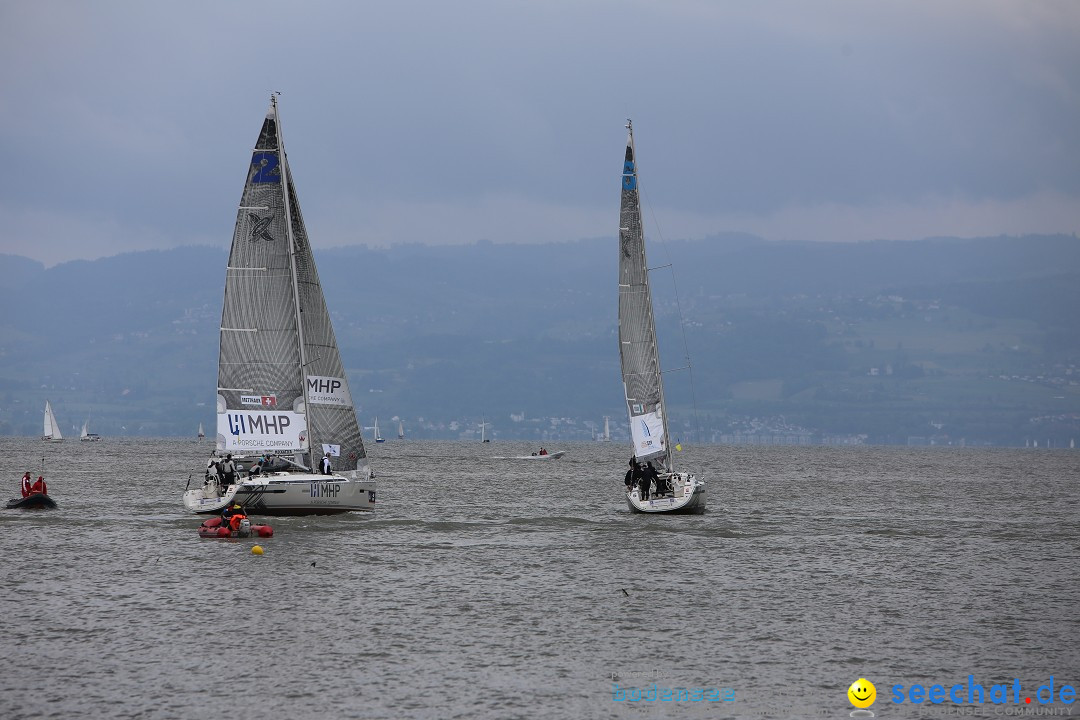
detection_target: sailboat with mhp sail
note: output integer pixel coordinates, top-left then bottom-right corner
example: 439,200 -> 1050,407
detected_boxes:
182,96 -> 375,516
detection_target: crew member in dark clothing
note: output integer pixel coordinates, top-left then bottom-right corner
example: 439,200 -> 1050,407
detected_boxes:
637,462 -> 653,500
623,458 -> 638,493
639,461 -> 660,500
647,462 -> 668,497
319,453 -> 332,474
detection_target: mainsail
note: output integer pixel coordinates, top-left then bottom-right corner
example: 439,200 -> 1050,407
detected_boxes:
216,97 -> 367,474
618,121 -> 670,470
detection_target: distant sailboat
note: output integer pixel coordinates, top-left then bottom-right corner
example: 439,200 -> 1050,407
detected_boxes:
398,420 -> 405,440
601,416 -> 611,442
480,417 -> 490,443
374,417 -> 385,443
80,414 -> 101,442
197,422 -> 205,439
42,401 -> 63,443
617,120 -> 704,514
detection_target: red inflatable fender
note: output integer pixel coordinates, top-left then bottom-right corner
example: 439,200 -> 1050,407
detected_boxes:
216,527 -> 231,537
256,526 -> 274,538
202,516 -> 223,529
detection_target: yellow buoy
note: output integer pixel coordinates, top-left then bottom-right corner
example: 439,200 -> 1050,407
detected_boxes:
251,545 -> 264,555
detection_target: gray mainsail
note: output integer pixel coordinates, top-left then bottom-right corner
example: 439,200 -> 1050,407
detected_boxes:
618,120 -> 671,470
216,97 -> 367,474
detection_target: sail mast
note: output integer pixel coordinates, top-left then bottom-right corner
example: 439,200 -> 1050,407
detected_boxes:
274,95 -> 314,464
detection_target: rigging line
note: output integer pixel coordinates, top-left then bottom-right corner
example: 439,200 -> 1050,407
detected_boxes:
661,365 -> 692,374
639,179 -> 701,446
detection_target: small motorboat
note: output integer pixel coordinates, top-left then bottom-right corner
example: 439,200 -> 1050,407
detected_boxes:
522,450 -> 565,460
5,493 -> 57,510
493,451 -> 567,460
197,515 -> 273,539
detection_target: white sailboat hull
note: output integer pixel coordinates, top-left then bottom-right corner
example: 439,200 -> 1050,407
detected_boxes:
183,484 -> 240,514
184,472 -> 375,516
627,473 -> 706,514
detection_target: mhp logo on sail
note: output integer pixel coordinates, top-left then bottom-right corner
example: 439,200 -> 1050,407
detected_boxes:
308,378 -> 341,394
227,413 -> 292,435
306,375 -> 351,406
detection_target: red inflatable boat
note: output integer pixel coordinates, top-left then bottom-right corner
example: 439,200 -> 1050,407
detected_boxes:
197,515 -> 273,539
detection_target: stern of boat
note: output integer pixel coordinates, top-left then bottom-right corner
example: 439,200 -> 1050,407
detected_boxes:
626,472 -> 706,514
182,484 -> 239,514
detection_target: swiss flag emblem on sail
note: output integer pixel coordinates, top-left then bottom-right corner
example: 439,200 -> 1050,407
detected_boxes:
261,396 -> 277,407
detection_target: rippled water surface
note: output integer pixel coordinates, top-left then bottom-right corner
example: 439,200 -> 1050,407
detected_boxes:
1,439 -> 1077,719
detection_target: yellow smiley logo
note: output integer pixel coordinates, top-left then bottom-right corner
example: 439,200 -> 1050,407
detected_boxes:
848,678 -> 876,708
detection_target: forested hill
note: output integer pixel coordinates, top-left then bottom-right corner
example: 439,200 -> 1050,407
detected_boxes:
1,233 -> 1077,445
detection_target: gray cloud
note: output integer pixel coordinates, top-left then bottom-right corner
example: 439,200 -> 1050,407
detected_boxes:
1,0 -> 1078,265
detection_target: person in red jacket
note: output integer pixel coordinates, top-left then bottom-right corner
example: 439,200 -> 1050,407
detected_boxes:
20,472 -> 32,498
29,475 -> 48,495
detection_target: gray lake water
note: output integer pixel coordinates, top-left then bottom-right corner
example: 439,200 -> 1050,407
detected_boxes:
1,438 -> 1077,719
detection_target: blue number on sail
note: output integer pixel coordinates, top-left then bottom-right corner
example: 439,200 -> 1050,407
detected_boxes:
250,152 -> 281,184
622,160 -> 637,190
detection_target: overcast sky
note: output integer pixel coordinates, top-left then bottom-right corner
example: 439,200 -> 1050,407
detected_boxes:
2,0 -> 1078,266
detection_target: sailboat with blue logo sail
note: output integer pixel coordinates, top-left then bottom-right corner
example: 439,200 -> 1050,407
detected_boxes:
618,120 -> 705,514
182,96 -> 375,516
